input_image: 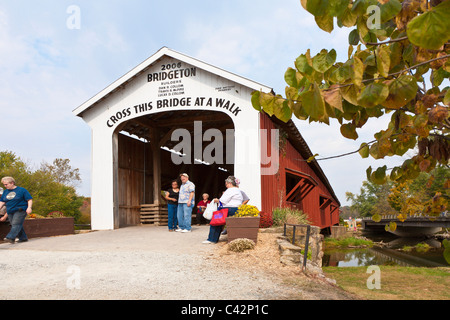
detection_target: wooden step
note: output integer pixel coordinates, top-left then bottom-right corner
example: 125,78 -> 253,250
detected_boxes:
140,204 -> 169,226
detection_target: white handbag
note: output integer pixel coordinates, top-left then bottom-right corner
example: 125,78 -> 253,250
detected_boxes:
203,202 -> 218,220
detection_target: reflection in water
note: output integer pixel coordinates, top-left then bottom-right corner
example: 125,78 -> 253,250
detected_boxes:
323,249 -> 393,267
323,232 -> 448,267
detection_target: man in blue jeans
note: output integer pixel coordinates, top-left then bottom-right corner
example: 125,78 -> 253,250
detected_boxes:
176,173 -> 195,233
0,177 -> 33,244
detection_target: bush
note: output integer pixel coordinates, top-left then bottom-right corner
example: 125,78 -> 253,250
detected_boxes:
272,207 -> 311,226
228,238 -> 256,252
259,211 -> 273,228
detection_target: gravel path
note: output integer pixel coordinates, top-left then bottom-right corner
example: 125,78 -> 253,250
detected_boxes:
0,225 -> 354,300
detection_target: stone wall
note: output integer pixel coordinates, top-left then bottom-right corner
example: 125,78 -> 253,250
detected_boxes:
261,226 -> 324,273
331,226 -> 347,239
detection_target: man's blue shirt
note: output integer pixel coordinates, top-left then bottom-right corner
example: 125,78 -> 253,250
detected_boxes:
0,187 -> 32,214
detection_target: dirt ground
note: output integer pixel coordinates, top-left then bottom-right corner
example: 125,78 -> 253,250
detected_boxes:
210,232 -> 360,300
0,225 -> 359,300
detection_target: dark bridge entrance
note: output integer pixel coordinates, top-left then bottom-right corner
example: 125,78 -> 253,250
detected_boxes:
115,109 -> 234,227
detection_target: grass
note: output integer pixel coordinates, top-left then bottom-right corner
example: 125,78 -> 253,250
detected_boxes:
272,207 -> 311,226
323,266 -> 450,300
324,237 -> 374,248
401,242 -> 432,253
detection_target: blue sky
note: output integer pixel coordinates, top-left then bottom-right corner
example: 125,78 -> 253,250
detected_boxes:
0,0 -> 407,206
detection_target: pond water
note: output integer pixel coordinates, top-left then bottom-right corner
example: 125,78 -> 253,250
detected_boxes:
322,232 -> 449,268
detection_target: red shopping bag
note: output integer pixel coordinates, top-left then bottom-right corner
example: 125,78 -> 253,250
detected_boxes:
210,208 -> 228,226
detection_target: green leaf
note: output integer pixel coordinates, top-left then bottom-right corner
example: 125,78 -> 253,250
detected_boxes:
443,241 -> 450,264
307,153 -> 319,163
402,44 -> 414,65
389,222 -> 397,232
295,54 -> 314,75
366,166 -> 373,181
376,46 -> 391,78
371,165 -> 387,185
444,239 -> 450,249
274,100 -> 293,123
328,0 -> 349,17
359,142 -> 370,158
352,56 -> 364,87
312,49 -> 337,73
380,0 -> 402,23
348,29 -> 359,45
340,123 -> 358,140
302,84 -> 325,121
369,142 -> 382,159
331,62 -> 352,83
389,42 -> 403,70
306,0 -> 329,16
432,68 -> 450,87
372,213 -> 382,223
340,84 -> 359,106
259,92 -> 276,116
382,75 -> 419,109
444,89 -> 450,106
385,221 -> 397,232
406,0 -> 450,50
413,114 -> 428,128
357,82 -> 389,108
338,5 -> 357,27
315,14 -> 334,33
292,101 -> 308,120
285,68 -> 303,88
342,100 -> 360,120
251,91 -> 262,111
390,166 -> 403,181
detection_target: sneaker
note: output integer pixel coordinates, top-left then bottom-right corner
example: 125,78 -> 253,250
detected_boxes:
3,238 -> 14,244
175,228 -> 183,232
202,240 -> 214,244
17,239 -> 28,243
181,229 -> 191,233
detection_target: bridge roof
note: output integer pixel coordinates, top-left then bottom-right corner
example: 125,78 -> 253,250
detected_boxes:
73,47 -> 273,118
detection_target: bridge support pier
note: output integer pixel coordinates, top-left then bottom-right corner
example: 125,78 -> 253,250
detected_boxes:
389,226 -> 442,237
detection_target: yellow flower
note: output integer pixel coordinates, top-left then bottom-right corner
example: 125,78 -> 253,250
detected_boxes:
235,205 -> 260,217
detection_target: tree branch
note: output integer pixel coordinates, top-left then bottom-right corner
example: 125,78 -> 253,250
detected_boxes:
323,54 -> 450,92
366,36 -> 409,46
296,139 -> 378,162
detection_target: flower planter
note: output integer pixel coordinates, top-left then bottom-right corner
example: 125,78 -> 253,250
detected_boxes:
0,217 -> 75,240
226,216 -> 260,243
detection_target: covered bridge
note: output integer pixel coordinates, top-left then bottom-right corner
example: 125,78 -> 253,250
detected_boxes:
73,47 -> 340,231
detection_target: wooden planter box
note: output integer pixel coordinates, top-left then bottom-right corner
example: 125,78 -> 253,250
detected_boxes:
226,216 -> 260,243
0,217 -> 75,240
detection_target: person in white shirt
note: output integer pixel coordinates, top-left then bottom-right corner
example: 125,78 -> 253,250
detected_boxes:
203,176 -> 243,244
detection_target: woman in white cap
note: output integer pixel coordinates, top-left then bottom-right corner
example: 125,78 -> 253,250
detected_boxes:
203,176 -> 242,244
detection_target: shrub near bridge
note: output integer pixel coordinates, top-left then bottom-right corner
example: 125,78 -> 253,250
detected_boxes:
272,207 -> 311,226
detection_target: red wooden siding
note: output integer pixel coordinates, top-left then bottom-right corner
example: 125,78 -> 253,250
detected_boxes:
260,113 -> 340,230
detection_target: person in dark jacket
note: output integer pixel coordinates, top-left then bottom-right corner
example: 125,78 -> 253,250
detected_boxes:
164,180 -> 179,232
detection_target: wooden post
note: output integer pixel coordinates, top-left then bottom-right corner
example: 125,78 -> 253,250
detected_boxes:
151,127 -> 161,206
112,131 -> 120,229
